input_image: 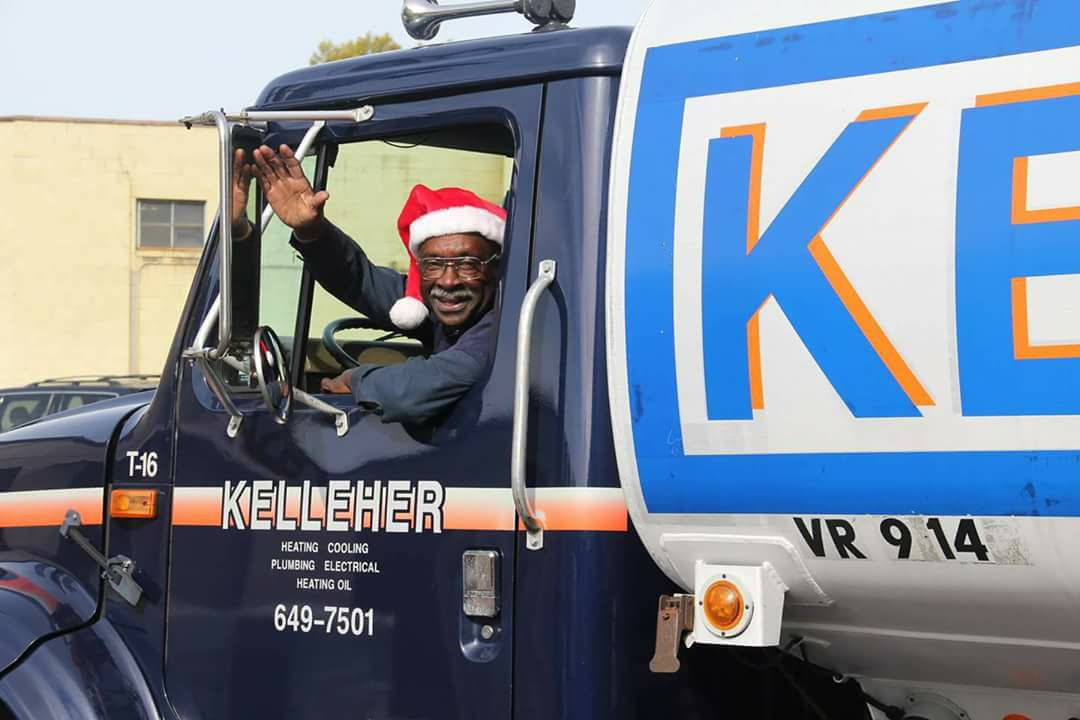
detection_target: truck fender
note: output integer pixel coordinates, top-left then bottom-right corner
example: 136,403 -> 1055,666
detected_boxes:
0,556 -> 98,676
0,615 -> 159,720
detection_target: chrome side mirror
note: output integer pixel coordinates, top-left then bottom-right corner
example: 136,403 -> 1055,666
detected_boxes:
253,326 -> 292,424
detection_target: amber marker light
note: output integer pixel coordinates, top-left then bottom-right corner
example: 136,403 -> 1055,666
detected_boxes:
701,577 -> 752,637
111,489 -> 158,519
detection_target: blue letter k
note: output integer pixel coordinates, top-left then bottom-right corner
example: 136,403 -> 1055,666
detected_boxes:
701,108 -> 932,420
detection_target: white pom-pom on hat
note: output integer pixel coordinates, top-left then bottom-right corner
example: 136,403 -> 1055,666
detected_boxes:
389,296 -> 429,330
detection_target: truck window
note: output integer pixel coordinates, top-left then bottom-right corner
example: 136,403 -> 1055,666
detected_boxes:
302,137 -> 512,387
213,123 -> 514,426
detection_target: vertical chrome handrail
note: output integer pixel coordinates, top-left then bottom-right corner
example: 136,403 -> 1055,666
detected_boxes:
209,110 -> 233,359
512,259 -> 556,551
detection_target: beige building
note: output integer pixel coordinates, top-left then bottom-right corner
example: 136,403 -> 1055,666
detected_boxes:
0,117 -> 217,387
0,117 -> 511,388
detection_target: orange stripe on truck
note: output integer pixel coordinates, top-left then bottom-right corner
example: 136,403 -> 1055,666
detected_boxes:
528,488 -> 630,532
444,488 -> 516,531
0,488 -> 103,528
172,485 -> 628,533
172,487 -> 224,526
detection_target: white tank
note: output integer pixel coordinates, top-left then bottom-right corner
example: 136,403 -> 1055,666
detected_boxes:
608,2 -> 1080,717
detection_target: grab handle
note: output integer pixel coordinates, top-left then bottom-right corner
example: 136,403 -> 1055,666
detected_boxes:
512,259 -> 556,551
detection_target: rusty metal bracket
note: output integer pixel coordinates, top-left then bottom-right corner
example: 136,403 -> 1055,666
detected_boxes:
649,593 -> 695,673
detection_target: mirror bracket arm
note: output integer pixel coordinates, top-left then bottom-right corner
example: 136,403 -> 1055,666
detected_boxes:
184,349 -> 245,438
293,389 -> 350,437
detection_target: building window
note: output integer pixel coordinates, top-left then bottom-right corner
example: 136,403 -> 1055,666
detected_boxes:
138,200 -> 205,249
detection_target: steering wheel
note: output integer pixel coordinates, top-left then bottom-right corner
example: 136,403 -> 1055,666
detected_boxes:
322,317 -> 407,369
253,326 -> 293,425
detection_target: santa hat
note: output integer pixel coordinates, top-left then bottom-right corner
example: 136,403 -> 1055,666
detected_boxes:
389,184 -> 507,329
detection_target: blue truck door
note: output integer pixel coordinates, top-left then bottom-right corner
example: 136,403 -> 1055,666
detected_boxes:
164,85 -> 541,720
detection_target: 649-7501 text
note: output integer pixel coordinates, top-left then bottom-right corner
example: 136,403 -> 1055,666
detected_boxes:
273,604 -> 375,636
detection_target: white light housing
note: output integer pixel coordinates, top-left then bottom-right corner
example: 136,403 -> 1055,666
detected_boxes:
691,561 -> 787,647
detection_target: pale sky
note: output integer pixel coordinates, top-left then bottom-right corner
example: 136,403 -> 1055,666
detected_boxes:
0,0 -> 648,121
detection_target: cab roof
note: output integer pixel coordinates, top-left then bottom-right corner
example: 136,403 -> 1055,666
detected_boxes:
255,26 -> 631,110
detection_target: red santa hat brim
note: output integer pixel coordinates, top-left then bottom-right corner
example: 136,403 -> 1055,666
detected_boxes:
409,205 -> 505,255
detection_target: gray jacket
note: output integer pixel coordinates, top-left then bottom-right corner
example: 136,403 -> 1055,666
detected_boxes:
292,223 -> 496,424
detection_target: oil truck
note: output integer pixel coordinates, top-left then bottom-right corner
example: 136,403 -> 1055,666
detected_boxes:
1,1 -> 1078,718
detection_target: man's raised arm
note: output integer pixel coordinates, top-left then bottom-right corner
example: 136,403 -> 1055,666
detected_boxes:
289,222 -> 407,329
238,144 -> 410,328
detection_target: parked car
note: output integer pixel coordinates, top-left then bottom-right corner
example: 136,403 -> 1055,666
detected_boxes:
0,375 -> 158,433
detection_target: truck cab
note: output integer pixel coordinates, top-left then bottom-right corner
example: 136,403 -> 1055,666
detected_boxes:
158,21 -> 630,720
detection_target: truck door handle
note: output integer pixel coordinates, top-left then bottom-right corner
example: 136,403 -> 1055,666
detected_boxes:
512,259 -> 556,551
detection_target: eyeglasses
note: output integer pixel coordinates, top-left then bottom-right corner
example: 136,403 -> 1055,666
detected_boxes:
418,254 -> 501,281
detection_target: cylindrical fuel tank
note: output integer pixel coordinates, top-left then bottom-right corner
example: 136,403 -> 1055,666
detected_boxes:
607,1 -> 1080,716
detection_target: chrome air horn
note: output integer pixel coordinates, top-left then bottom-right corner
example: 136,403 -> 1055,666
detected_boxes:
402,0 -> 576,41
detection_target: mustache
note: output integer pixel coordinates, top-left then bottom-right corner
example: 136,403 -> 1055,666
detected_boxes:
429,286 -> 475,303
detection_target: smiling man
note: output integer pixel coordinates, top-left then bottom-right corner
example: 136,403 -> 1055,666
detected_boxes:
235,144 -> 503,424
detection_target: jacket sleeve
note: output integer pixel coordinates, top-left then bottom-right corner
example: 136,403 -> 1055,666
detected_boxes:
346,348 -> 485,424
290,222 -> 407,328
